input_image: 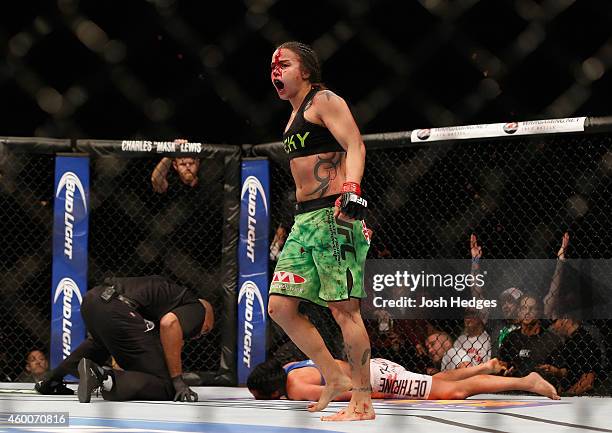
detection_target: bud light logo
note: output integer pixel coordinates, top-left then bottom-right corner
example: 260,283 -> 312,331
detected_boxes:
238,281 -> 265,368
240,175 -> 268,263
51,156 -> 89,370
55,172 -> 88,260
53,278 -> 84,358
238,160 -> 269,383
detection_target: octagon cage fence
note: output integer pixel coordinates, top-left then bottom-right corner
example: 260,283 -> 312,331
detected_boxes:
1,115 -> 611,397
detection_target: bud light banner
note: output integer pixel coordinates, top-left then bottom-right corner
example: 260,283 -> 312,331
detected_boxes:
238,158 -> 270,384
51,155 -> 90,371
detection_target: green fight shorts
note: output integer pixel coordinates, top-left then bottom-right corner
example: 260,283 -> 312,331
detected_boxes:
270,205 -> 370,307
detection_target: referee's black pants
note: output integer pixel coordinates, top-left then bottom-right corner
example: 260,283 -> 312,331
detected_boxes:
80,286 -> 175,401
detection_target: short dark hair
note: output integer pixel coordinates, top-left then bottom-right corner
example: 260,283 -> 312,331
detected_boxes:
25,349 -> 46,362
246,360 -> 287,399
277,41 -> 325,89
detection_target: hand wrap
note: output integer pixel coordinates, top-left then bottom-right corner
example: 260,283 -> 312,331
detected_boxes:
335,182 -> 367,220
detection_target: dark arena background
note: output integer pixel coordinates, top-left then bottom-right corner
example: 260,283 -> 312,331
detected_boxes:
2,1 -> 612,432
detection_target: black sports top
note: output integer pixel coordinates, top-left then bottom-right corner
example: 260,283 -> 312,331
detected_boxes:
282,88 -> 345,159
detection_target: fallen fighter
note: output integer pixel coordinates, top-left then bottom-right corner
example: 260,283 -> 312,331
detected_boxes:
247,357 -> 560,408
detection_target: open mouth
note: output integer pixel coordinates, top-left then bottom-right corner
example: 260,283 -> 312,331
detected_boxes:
273,79 -> 285,90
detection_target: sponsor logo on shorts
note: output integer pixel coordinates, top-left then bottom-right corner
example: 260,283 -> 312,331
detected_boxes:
271,272 -> 307,294
336,217 -> 356,261
272,271 -> 307,284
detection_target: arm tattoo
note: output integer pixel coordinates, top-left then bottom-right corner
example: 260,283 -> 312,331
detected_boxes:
319,90 -> 336,101
307,153 -> 341,198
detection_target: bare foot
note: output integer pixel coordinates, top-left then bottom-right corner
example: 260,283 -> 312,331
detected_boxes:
321,401 -> 376,421
307,375 -> 352,412
527,372 -> 560,400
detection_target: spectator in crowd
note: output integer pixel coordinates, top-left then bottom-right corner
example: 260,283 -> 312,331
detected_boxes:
537,314 -> 601,395
468,233 -> 483,293
499,294 -> 561,378
152,156 -> 201,193
16,349 -> 49,382
425,331 -> 454,375
543,232 -> 569,320
490,287 -> 523,357
151,140 -> 201,194
269,225 -> 288,261
366,311 -> 430,373
468,234 -> 522,357
444,308 -> 491,370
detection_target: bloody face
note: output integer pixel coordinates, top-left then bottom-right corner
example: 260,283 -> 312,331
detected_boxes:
270,48 -> 307,99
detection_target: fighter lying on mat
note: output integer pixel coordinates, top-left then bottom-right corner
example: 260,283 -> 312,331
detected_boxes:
247,357 -> 560,401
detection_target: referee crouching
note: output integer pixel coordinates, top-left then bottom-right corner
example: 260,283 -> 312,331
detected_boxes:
36,275 -> 214,403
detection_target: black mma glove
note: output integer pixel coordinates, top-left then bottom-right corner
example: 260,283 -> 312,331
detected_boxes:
35,371 -> 74,395
335,182 -> 368,220
172,374 -> 198,402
